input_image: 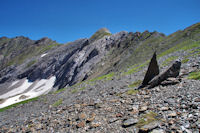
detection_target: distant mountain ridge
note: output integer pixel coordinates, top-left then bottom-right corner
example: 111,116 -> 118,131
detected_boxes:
0,23 -> 200,88
0,23 -> 200,132
0,22 -> 199,91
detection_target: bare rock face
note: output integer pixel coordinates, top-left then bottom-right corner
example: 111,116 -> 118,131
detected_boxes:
0,31 -> 130,90
141,52 -> 159,87
0,28 -> 172,92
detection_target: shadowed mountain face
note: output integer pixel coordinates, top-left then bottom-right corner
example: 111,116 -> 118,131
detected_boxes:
0,23 -> 200,90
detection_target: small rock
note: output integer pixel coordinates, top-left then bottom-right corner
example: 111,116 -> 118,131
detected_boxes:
19,95 -> 29,100
160,106 -> 169,111
139,106 -> 148,112
151,129 -> 165,133
90,121 -> 101,128
86,113 -> 95,123
181,126 -> 192,133
181,104 -> 188,109
79,113 -> 87,119
190,123 -> 197,129
140,121 -> 160,132
183,123 -> 190,128
168,112 -> 177,117
168,119 -> 175,125
188,114 -> 193,118
170,125 -> 180,130
116,113 -> 123,117
76,121 -> 85,128
144,95 -> 150,99
189,103 -> 198,109
109,118 -> 119,123
122,118 -> 138,128
161,78 -> 180,86
74,104 -> 81,108
194,97 -> 200,102
155,87 -> 161,92
36,123 -> 42,130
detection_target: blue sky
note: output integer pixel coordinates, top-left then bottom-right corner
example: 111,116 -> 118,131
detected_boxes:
0,0 -> 199,43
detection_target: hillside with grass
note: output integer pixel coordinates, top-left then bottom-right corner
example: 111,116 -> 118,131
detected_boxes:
0,22 -> 200,132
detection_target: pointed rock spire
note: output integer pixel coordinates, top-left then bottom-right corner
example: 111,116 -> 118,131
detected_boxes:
141,52 -> 159,86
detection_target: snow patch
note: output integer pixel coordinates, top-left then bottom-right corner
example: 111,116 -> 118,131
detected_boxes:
41,53 -> 47,57
0,79 -> 32,99
10,80 -> 20,87
0,76 -> 56,109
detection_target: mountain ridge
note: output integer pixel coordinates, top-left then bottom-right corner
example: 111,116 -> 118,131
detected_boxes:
0,22 -> 200,132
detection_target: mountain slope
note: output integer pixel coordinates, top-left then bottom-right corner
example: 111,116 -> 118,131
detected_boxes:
0,23 -> 200,132
0,23 -> 200,100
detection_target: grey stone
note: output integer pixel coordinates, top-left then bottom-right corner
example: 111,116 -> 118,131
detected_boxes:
151,129 -> 165,133
147,61 -> 181,89
141,52 -> 159,87
122,118 -> 138,128
140,121 -> 160,132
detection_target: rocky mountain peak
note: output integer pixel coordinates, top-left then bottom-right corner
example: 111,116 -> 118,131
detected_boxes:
35,37 -> 54,45
89,27 -> 112,43
97,27 -> 111,33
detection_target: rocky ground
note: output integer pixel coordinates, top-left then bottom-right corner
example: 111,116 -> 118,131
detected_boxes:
0,47 -> 200,133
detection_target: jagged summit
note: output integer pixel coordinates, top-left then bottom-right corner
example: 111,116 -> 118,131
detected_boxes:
89,27 -> 111,42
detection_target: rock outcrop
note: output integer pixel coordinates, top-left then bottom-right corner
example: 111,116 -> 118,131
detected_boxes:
139,52 -> 181,89
147,60 -> 181,89
141,52 -> 159,87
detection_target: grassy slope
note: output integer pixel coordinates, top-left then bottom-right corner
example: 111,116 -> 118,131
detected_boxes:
86,23 -> 200,81
0,38 -> 61,69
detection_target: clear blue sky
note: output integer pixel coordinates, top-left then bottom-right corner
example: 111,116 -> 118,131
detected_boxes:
0,0 -> 199,43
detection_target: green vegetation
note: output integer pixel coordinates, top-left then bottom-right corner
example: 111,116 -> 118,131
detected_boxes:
39,43 -> 60,53
162,56 -> 178,66
80,87 -> 86,91
41,97 -> 48,103
121,36 -> 162,69
126,89 -> 138,95
136,111 -> 159,128
54,88 -> 66,94
86,81 -> 96,86
128,80 -> 142,88
189,48 -> 200,54
52,98 -> 63,107
0,97 -> 39,112
0,37 -> 10,46
188,70 -> 200,80
124,61 -> 148,75
90,28 -> 112,42
26,60 -> 37,68
159,40 -> 200,58
71,88 -> 78,93
182,58 -> 189,63
71,81 -> 84,88
89,72 -> 115,82
2,42 -> 61,69
90,32 -> 111,41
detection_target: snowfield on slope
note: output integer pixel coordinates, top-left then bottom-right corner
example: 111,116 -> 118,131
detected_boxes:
0,76 -> 56,109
